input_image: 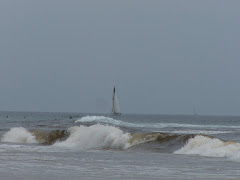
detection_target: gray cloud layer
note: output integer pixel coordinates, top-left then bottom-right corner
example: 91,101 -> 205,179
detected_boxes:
0,1 -> 240,115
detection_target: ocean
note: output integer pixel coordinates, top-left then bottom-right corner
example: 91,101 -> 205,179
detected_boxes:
0,111 -> 240,180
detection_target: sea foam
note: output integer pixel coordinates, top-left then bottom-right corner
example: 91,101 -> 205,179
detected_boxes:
53,124 -> 131,150
174,135 -> 240,161
1,127 -> 37,143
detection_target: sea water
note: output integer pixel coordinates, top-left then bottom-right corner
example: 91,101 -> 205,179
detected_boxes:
0,111 -> 240,179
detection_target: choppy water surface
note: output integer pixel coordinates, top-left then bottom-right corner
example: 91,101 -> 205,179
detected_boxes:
1,111 -> 240,179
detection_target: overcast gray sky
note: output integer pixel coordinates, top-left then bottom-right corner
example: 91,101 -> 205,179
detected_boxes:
0,0 -> 240,115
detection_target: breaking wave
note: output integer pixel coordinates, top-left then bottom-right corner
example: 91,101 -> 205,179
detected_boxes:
174,135 -> 240,161
52,124 -> 194,151
3,125 -> 240,161
1,127 -> 37,143
0,125 -> 192,151
53,124 -> 131,150
1,127 -> 69,145
30,129 -> 69,145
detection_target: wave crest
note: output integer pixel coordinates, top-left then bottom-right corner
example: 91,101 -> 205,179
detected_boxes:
53,124 -> 131,150
75,116 -> 127,127
30,129 -> 69,145
174,135 -> 240,161
1,127 -> 37,143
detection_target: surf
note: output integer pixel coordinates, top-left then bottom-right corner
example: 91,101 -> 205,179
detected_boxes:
2,124 -> 240,162
53,124 -> 131,150
0,125 -> 193,151
174,135 -> 240,161
1,127 -> 37,144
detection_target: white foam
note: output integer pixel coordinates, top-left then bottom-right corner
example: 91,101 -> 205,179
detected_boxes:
53,124 -> 131,150
1,127 -> 37,144
76,116 -> 121,124
75,116 -> 137,128
174,135 -> 240,161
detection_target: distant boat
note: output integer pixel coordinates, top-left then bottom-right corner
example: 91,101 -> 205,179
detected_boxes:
193,106 -> 197,117
112,86 -> 121,115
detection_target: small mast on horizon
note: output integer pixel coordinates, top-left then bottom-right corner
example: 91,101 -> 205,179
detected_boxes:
112,86 -> 121,115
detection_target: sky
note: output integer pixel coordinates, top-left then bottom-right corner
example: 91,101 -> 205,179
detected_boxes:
0,0 -> 240,115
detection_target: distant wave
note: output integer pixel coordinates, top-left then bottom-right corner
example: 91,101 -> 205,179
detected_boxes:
1,127 -> 37,143
174,135 -> 240,162
75,116 -> 131,127
75,116 -> 239,131
160,130 -> 231,135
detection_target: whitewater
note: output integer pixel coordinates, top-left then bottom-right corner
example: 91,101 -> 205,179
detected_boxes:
1,112 -> 240,179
